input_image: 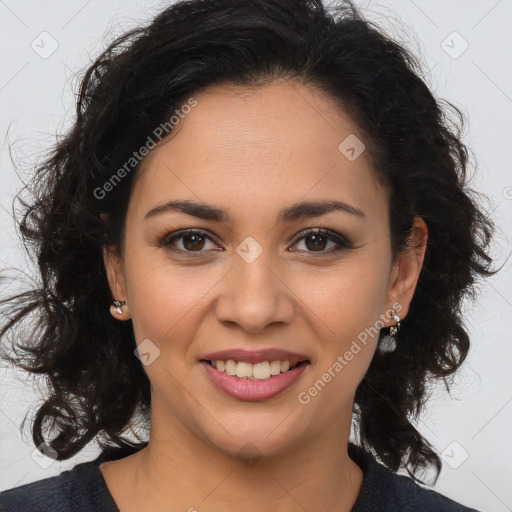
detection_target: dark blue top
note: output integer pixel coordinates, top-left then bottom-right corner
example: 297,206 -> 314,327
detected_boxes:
0,443 -> 480,511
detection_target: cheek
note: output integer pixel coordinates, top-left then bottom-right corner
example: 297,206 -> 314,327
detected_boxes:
123,248 -> 222,348
303,262 -> 388,342
297,258 -> 388,399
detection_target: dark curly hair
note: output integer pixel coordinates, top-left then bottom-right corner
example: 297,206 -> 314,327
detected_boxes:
0,0 -> 497,484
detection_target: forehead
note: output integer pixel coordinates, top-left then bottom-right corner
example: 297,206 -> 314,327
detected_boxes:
130,79 -> 388,225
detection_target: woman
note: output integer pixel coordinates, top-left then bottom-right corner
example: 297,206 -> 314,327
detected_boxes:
0,0 -> 497,510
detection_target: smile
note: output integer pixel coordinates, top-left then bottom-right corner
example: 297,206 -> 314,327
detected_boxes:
200,359 -> 310,401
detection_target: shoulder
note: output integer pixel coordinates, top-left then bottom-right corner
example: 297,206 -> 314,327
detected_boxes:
363,464 -> 481,512
0,468 -> 74,512
0,443 -> 144,512
349,444 -> 481,512
0,465 -> 80,512
0,457 -> 118,512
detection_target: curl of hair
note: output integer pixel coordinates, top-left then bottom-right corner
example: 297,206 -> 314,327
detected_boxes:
0,0 -> 497,482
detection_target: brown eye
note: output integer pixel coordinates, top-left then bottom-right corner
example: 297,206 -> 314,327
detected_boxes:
289,228 -> 353,255
303,233 -> 329,251
159,229 -> 219,255
181,232 -> 206,251
159,227 -> 353,258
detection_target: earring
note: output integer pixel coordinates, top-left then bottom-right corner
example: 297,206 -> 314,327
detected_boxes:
389,310 -> 401,336
112,300 -> 127,315
378,309 -> 401,353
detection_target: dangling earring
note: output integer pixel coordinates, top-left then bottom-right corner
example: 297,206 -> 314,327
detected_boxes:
389,310 -> 401,336
112,300 -> 127,315
378,309 -> 401,353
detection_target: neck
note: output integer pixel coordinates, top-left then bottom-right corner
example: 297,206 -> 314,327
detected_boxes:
101,401 -> 364,512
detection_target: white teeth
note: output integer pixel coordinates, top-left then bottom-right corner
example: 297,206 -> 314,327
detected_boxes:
211,359 -> 301,380
270,360 -> 281,375
253,361 -> 271,380
235,361 -> 253,378
225,359 -> 237,376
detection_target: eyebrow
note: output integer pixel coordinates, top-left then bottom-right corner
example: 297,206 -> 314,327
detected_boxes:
144,199 -> 365,223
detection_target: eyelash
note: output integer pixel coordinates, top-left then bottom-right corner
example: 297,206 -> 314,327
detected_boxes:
158,228 -> 353,258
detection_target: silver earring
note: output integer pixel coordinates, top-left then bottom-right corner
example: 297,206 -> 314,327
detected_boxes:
378,309 -> 401,353
389,310 -> 401,336
112,300 -> 127,315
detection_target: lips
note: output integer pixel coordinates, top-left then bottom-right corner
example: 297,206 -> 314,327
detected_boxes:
200,348 -> 309,366
200,360 -> 310,401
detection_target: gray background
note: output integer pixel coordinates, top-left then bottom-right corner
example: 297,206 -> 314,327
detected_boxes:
1,1 -> 511,510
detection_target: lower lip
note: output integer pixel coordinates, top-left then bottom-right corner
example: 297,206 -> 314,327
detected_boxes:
200,361 -> 309,401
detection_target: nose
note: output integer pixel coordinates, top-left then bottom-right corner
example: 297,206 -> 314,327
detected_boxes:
214,250 -> 296,334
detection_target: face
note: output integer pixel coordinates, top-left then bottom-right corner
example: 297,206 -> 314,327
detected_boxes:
104,78 -> 427,460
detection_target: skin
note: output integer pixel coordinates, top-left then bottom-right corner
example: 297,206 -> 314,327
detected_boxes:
101,78 -> 428,512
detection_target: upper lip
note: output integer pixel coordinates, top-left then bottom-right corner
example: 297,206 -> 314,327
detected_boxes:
200,348 -> 310,365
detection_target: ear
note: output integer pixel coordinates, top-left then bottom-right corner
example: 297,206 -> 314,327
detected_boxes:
383,216 -> 428,325
103,245 -> 131,320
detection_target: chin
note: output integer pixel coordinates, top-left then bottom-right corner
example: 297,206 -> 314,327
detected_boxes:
198,417 -> 305,462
